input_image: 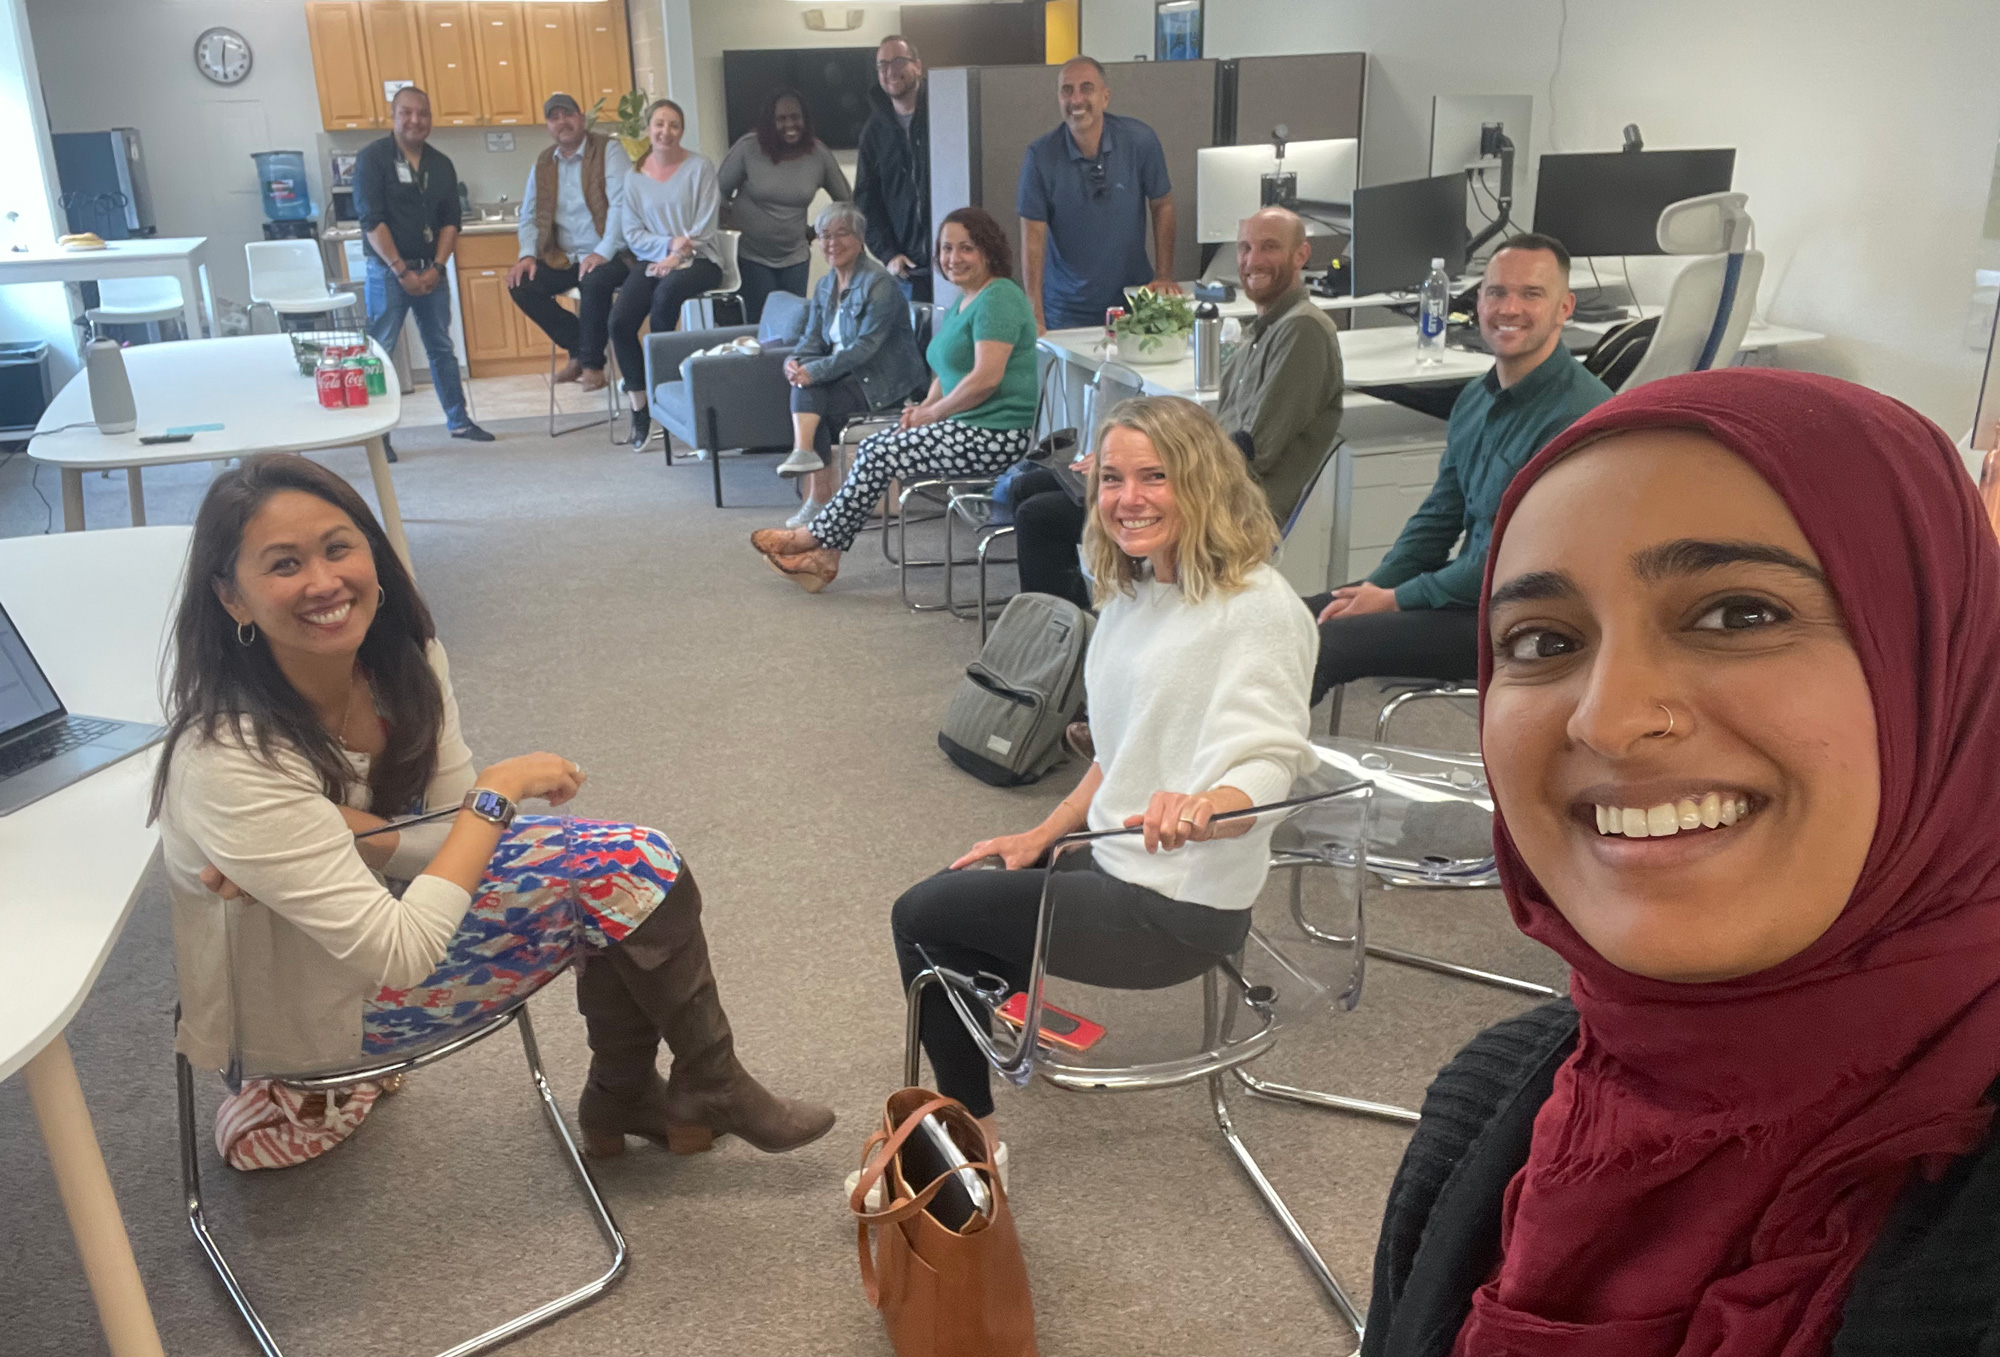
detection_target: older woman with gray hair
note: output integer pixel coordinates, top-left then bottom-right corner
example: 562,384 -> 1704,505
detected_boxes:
775,201 -> 929,525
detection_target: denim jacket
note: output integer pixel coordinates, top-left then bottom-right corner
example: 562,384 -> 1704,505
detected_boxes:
792,256 -> 927,411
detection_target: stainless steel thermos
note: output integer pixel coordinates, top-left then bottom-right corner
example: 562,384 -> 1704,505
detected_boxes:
1193,302 -> 1222,392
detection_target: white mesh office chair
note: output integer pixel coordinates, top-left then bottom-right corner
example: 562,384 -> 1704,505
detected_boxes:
244,240 -> 359,329
1617,192 -> 1764,392
85,276 -> 186,342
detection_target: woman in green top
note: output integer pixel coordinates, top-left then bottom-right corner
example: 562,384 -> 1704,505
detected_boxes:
751,205 -> 1039,593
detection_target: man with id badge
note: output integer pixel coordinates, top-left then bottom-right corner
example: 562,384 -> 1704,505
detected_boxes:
353,86 -> 494,448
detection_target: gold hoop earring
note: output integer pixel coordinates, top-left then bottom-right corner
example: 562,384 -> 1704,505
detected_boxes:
1646,703 -> 1675,739
236,621 -> 257,646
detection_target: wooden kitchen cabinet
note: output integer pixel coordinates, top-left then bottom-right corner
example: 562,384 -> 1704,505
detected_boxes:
471,4 -> 535,125
306,3 -> 381,131
360,1 -> 424,109
416,3 -> 483,127
524,4 -> 583,115
455,230 -> 573,375
577,1 -> 632,120
310,0 -> 632,132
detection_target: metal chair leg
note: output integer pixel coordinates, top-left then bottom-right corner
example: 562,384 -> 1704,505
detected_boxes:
178,1007 -> 627,1357
1201,970 -> 1372,1344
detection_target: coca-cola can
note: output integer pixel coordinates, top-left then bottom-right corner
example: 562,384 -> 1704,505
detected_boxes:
342,359 -> 369,407
1104,306 -> 1125,340
315,358 -> 347,410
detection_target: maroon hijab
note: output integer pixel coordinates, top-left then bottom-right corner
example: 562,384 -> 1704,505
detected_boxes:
1458,369 -> 2000,1356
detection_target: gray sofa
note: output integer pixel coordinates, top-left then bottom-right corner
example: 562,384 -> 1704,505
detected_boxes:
644,291 -> 811,470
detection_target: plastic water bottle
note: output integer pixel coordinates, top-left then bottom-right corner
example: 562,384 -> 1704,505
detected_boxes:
1418,258 -> 1450,366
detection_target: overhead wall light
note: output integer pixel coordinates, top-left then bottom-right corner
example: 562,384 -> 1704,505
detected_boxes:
801,8 -> 865,30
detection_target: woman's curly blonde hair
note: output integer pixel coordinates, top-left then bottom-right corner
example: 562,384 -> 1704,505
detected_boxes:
1081,395 -> 1280,606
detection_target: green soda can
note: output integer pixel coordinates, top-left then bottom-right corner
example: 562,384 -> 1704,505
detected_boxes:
360,352 -> 386,396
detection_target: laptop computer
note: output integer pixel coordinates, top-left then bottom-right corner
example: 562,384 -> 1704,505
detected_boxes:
0,601 -> 165,816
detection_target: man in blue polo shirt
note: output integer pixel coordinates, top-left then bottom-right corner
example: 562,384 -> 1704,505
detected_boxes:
1017,56 -> 1178,333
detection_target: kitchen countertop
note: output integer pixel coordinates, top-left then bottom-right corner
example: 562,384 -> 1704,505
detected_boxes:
323,219 -> 520,243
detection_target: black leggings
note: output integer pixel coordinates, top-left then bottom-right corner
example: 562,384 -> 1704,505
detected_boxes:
609,257 -> 725,393
891,853 -> 1252,1117
789,373 -> 872,455
1010,467 -> 1092,610
1301,594 -> 1481,706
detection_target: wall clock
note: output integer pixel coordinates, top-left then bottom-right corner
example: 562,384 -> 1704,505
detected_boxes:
194,27 -> 252,85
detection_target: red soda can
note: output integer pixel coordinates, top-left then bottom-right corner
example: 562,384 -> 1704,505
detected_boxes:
1104,306 -> 1125,342
315,355 -> 347,409
342,358 -> 369,407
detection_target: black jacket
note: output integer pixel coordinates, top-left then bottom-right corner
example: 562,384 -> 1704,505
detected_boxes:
1363,1001 -> 2000,1357
854,83 -> 929,272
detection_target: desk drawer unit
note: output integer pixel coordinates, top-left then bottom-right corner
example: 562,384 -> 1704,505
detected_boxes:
1332,436 -> 1446,585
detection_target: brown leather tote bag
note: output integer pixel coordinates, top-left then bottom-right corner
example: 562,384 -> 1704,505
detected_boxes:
850,1088 -> 1038,1357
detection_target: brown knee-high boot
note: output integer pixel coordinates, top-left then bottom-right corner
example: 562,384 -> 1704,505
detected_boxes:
573,869 -> 835,1157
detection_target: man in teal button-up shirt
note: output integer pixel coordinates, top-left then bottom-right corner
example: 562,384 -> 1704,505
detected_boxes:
1303,234 -> 1611,704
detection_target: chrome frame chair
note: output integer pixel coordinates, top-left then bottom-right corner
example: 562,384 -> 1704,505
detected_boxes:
902,778 -> 1414,1344
942,483 -> 1018,641
175,939 -> 627,1357
1314,736 -> 1559,1000
545,286 -> 626,443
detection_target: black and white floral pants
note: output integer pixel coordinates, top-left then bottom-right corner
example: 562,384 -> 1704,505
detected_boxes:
808,419 -> 1033,552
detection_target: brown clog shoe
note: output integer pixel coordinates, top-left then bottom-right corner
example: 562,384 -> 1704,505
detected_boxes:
765,548 -> 840,593
751,526 -> 814,557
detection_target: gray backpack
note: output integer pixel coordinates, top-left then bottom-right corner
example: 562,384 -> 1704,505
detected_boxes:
937,593 -> 1093,786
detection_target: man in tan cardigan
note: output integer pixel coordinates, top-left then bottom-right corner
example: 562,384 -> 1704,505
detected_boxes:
508,93 -> 634,391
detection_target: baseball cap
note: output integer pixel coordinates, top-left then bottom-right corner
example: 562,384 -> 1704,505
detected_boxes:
543,92 -> 582,118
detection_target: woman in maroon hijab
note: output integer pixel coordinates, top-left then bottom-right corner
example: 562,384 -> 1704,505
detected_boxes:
1361,368 -> 2000,1357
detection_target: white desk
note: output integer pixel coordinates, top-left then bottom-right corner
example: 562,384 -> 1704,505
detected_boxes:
29,335 -> 412,575
0,237 -> 213,341
1564,313 -> 1826,356
0,526 -> 187,1357
1039,322 -> 1492,400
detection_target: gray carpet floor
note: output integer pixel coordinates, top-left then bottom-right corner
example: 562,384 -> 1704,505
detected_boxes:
0,422 -> 1564,1357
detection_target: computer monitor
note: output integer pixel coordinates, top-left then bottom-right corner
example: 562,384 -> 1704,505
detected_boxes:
1348,173 -> 1468,297
1531,149 -> 1736,256
1195,138 -> 1359,243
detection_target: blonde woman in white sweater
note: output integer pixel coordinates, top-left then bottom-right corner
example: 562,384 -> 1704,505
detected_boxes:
156,455 -> 831,1166
891,395 -> 1318,1154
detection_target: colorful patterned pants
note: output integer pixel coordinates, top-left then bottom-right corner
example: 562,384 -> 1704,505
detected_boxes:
808,419 -> 1032,551
360,816 -> 681,1057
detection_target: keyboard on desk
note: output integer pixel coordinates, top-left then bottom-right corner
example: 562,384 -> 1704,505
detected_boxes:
0,717 -> 125,778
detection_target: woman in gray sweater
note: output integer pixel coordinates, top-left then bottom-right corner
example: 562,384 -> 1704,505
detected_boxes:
718,88 -> 851,323
610,98 -> 722,450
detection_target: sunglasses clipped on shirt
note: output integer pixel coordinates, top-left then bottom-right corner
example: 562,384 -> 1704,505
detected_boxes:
1085,157 -> 1107,200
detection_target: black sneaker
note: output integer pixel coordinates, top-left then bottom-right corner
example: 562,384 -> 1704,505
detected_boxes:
382,434 -> 398,464
629,408 -> 653,451
450,422 -> 496,443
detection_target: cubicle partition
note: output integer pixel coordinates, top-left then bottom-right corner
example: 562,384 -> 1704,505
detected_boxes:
927,53 -> 1369,308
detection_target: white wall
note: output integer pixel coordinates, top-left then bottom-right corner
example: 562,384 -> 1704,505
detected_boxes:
681,0 -> 904,166
0,0 -> 80,385
1078,0 -> 2000,432
24,0 -> 642,308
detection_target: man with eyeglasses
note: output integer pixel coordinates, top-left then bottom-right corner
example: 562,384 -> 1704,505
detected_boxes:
1302,233 -> 1609,707
855,34 -> 931,303
1017,55 -> 1178,334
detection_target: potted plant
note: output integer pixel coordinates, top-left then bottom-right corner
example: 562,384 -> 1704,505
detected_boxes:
590,91 -> 652,163
1111,287 -> 1196,365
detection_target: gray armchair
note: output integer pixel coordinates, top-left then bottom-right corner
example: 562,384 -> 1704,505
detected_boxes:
646,290 -> 811,506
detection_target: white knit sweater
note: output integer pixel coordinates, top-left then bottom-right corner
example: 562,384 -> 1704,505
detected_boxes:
1083,563 -> 1318,909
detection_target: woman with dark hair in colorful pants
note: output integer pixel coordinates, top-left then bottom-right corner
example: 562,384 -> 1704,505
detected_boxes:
750,205 -> 1038,593
155,454 -> 832,1166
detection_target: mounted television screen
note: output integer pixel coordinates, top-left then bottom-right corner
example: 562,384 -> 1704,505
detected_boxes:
723,48 -> 877,152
